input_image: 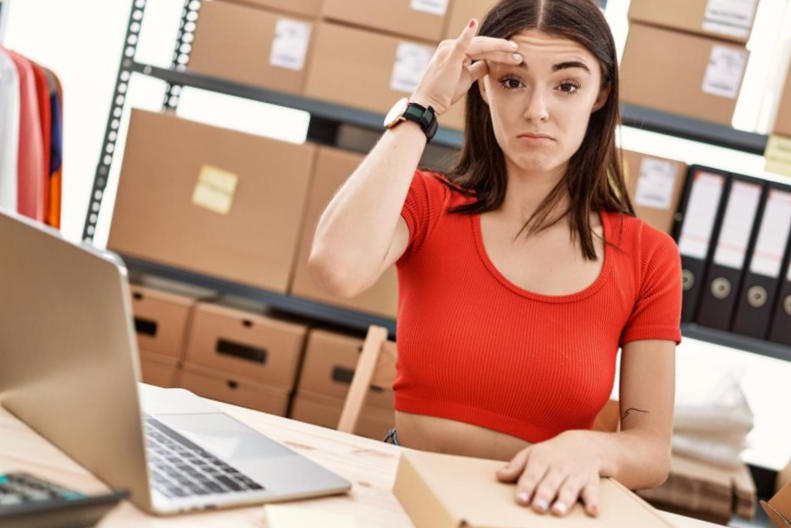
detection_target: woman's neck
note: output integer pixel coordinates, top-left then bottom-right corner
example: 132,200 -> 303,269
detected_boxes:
497,160 -> 569,224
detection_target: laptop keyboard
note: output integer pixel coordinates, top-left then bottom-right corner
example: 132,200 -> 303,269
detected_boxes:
143,415 -> 264,498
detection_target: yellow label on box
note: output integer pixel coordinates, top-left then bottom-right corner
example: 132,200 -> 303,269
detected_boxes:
766,135 -> 791,179
192,165 -> 239,215
264,504 -> 358,528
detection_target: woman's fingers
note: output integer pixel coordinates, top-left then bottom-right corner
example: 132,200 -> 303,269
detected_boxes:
497,447 -> 530,483
550,477 -> 586,517
581,479 -> 601,517
529,469 -> 566,514
514,459 -> 549,507
467,36 -> 519,57
468,50 -> 523,65
466,60 -> 489,82
450,18 -> 480,60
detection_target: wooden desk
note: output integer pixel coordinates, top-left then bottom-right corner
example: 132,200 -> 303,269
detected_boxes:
0,401 -> 721,527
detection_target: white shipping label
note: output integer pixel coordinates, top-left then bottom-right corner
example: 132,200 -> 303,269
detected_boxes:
713,181 -> 762,269
702,46 -> 747,99
702,21 -> 749,39
270,19 -> 312,71
634,158 -> 678,210
751,191 -> 791,278
411,0 -> 449,16
704,0 -> 757,32
390,42 -> 434,94
678,173 -> 725,260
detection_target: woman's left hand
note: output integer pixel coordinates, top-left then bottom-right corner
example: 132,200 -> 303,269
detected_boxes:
496,430 -> 604,517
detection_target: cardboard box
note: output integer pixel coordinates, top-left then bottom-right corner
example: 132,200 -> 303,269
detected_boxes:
763,480 -> 791,528
442,0 -> 498,40
394,450 -> 675,528
628,0 -> 758,44
779,459 -> 791,493
139,350 -> 180,388
321,0 -> 449,42
108,110 -> 316,294
637,454 -> 756,524
189,1 -> 315,94
305,22 -> 439,120
620,23 -> 749,126
178,362 -> 291,416
215,0 -> 322,18
129,285 -> 196,358
289,393 -> 394,441
290,147 -> 399,318
296,328 -> 395,409
621,150 -> 688,235
774,66 -> 791,138
185,303 -> 308,391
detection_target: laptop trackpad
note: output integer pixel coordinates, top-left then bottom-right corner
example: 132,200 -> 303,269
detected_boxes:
157,413 -> 294,460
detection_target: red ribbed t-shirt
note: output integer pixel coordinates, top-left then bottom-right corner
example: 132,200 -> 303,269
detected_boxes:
394,170 -> 683,443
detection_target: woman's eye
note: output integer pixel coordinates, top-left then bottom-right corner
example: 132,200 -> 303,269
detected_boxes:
500,78 -> 524,90
558,81 -> 580,94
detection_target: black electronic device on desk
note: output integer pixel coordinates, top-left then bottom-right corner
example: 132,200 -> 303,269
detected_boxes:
0,473 -> 127,528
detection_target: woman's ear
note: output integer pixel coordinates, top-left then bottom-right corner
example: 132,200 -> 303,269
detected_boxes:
592,83 -> 611,112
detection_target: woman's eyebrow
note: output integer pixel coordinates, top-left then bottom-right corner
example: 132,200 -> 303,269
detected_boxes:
552,60 -> 591,74
512,60 -> 592,74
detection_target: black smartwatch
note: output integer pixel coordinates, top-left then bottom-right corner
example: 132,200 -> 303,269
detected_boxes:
384,98 -> 439,142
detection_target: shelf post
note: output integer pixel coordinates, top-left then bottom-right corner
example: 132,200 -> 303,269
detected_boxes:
81,0 -> 148,242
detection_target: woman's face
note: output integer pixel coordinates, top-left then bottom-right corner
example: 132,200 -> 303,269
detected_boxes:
480,29 -> 610,176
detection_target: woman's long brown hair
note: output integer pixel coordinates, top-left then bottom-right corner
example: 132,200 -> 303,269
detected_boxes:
445,0 -> 634,261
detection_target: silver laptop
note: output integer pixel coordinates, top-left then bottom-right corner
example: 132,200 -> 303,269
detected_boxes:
0,210 -> 352,515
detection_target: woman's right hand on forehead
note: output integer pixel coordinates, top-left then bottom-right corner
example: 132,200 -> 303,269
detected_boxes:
411,19 -> 522,116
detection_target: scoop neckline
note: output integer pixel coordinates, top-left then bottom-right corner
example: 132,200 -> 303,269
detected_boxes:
472,211 -> 613,303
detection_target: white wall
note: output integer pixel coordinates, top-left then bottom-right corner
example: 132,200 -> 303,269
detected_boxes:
4,0 -> 791,470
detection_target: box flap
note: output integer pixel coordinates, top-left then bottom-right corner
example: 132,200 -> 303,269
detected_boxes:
394,450 -> 675,528
762,500 -> 791,528
766,482 -> 791,528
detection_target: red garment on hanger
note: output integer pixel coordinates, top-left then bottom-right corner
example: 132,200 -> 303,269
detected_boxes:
31,62 -> 51,221
5,49 -> 46,222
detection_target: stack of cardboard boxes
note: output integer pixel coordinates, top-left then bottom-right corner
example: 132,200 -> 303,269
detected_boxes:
621,0 -> 758,126
130,284 -> 305,416
179,303 -> 308,417
290,329 -> 396,440
131,285 -> 196,388
187,0 -> 504,132
127,282 -> 395,440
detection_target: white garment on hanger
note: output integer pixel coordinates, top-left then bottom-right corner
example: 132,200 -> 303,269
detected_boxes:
0,46 -> 20,212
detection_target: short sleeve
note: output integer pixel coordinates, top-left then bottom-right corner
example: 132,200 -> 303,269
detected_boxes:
620,225 -> 683,346
398,169 -> 450,262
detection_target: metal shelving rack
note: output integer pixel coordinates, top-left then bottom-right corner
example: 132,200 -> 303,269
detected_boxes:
85,0 -> 790,360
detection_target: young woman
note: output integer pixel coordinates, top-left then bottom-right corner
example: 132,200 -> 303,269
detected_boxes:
309,0 -> 682,518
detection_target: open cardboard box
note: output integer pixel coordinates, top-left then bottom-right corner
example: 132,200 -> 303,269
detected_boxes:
763,481 -> 791,528
394,450 -> 676,528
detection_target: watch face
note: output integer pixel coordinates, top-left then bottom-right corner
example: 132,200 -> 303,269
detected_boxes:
384,98 -> 410,128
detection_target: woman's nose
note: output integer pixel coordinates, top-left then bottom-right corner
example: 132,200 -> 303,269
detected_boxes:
523,89 -> 550,123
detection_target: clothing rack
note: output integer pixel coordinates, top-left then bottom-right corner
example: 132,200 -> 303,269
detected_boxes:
0,31 -> 64,228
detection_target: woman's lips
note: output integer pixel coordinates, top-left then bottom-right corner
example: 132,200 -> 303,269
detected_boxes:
517,133 -> 555,146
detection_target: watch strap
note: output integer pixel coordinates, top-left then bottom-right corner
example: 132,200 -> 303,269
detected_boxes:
402,103 -> 438,142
